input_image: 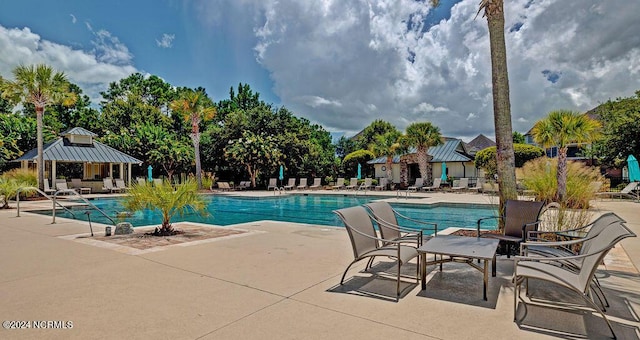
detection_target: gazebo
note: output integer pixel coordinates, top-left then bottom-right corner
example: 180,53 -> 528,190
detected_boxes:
14,127 -> 142,191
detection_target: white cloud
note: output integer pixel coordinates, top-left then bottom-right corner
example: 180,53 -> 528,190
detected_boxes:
70,14 -> 77,24
156,33 -> 175,48
197,0 -> 640,140
0,25 -> 138,105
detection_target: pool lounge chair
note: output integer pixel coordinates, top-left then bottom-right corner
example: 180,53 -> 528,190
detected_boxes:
375,178 -> 388,191
103,178 -> 122,193
334,206 -> 419,301
450,178 -> 469,192
137,178 -> 146,186
115,179 -> 130,191
332,178 -> 345,190
345,178 -> 358,190
477,199 -> 545,257
238,181 -> 251,190
514,222 -> 635,339
217,182 -> 233,191
283,178 -> 296,190
55,180 -> 72,195
297,178 -> 308,190
43,180 -> 55,195
153,178 -> 163,187
71,178 -> 91,194
267,178 -> 278,191
468,178 -> 485,193
596,181 -> 639,201
309,178 -> 322,190
359,178 -> 372,190
422,178 -> 441,192
407,178 -> 424,192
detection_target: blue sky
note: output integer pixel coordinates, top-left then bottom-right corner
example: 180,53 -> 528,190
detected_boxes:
1,0 -> 639,141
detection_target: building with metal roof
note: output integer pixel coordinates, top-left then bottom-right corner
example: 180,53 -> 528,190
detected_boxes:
367,138 -> 481,186
14,127 -> 141,190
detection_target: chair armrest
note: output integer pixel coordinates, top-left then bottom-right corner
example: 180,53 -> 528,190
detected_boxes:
344,221 -> 405,246
477,216 -> 502,235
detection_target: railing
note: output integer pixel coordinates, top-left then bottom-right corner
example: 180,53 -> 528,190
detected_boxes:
51,189 -> 116,225
16,186 -> 76,218
273,187 -> 285,195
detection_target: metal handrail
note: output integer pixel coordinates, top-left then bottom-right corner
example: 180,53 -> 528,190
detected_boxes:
16,186 -> 76,218
52,189 -> 117,225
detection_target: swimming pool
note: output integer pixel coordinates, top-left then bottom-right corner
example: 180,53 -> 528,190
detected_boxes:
32,194 -> 497,231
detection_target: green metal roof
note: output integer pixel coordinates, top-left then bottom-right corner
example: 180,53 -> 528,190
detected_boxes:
368,139 -> 472,164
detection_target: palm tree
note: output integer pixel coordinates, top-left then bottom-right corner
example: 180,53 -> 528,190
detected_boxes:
1,64 -> 76,190
170,90 -> 216,190
430,0 -> 518,216
370,131 -> 404,183
532,110 -> 601,202
121,179 -> 207,236
402,122 -> 443,184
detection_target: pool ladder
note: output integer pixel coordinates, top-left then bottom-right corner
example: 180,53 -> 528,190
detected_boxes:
273,187 -> 285,195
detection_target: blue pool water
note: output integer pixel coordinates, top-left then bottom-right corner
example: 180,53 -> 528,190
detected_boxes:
32,194 -> 497,230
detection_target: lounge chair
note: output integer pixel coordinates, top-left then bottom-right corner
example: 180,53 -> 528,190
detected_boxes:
364,201 -> 436,246
309,178 -> 322,190
468,178 -> 485,193
334,206 -> 419,300
297,178 -> 308,190
103,178 -> 122,193
238,181 -> 251,190
332,178 -> 345,190
55,180 -> 71,195
115,179 -> 130,191
450,178 -> 469,192
407,178 -> 424,192
422,178 -> 441,192
345,178 -> 358,190
596,181 -> 639,201
153,178 -> 162,187
514,222 -> 636,339
477,200 -> 545,256
137,178 -> 146,186
43,180 -> 55,195
283,178 -> 296,190
359,178 -> 372,190
267,178 -> 278,191
71,178 -> 91,194
375,178 -> 388,191
217,182 -> 233,191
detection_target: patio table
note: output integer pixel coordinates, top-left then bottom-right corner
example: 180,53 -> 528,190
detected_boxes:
418,235 -> 499,300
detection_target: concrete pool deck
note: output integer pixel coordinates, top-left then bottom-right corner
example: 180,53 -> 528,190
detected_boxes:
1,191 -> 639,339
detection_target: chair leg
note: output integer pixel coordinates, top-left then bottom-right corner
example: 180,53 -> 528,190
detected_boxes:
579,292 -> 617,339
340,261 -> 359,285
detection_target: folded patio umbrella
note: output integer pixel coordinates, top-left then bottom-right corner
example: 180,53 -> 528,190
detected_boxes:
628,155 -> 640,182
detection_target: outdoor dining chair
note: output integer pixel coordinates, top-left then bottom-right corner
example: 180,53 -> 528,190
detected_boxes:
514,222 -> 636,339
364,201 -> 436,246
334,206 -> 419,301
477,200 -> 545,257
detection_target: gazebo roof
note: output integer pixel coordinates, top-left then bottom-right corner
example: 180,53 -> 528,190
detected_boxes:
14,128 -> 141,164
368,139 -> 472,164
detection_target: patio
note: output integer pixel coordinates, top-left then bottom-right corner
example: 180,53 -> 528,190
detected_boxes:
1,193 -> 639,339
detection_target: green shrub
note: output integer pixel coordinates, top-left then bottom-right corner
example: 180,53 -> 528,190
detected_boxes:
475,144 -> 545,177
518,157 -> 602,208
0,169 -> 38,208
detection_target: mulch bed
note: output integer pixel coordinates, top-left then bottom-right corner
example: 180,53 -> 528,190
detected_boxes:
450,229 -> 502,237
94,224 -> 246,250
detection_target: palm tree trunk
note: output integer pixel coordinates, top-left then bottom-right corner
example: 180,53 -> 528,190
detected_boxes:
486,0 -> 517,223
193,133 -> 202,190
557,147 -> 568,202
36,107 -> 45,191
417,147 -> 429,181
386,156 -> 393,181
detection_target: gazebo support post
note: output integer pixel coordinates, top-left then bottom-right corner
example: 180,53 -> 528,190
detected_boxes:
51,160 -> 56,184
127,163 -> 132,186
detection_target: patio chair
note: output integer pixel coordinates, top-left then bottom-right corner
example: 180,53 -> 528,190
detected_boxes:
514,222 -> 636,339
267,178 -> 278,191
375,178 -> 388,191
332,178 -> 345,190
297,178 -> 308,190
450,178 -> 469,192
55,180 -> 72,195
283,178 -> 296,190
153,178 -> 162,187
468,178 -> 485,193
596,181 -> 639,201
477,200 -> 545,257
334,206 -> 419,300
137,178 -> 146,186
217,182 -> 233,191
364,201 -> 436,246
309,178 -> 322,190
407,178 -> 424,192
345,178 -> 358,190
359,178 -> 372,190
102,178 -> 122,193
238,181 -> 251,190
422,178 -> 441,192
71,178 -> 91,194
43,180 -> 55,195
115,179 -> 130,191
